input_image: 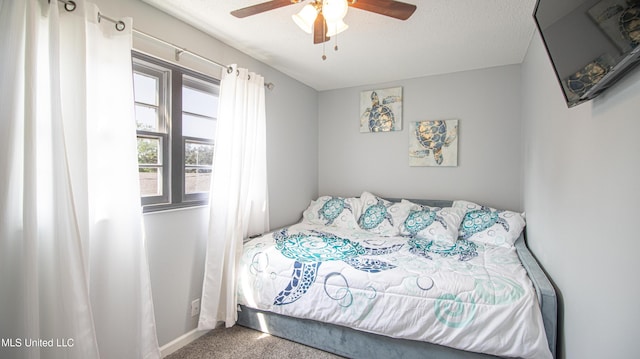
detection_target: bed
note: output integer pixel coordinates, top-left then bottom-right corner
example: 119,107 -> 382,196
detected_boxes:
236,193 -> 557,358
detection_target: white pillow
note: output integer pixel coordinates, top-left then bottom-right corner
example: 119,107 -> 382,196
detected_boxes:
302,196 -> 360,229
398,200 -> 464,245
453,200 -> 526,247
357,192 -> 406,235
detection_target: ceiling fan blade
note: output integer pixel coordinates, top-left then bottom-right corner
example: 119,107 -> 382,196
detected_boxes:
313,12 -> 330,44
349,0 -> 416,20
231,0 -> 295,18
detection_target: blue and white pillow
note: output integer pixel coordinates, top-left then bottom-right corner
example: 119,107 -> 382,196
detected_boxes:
302,196 -> 360,229
358,192 -> 394,235
356,192 -> 404,235
453,200 -> 526,247
398,200 -> 464,245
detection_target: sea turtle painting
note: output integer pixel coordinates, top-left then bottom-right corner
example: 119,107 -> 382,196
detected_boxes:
410,120 -> 458,166
360,87 -> 402,132
318,197 -> 353,225
358,198 -> 394,230
272,229 -> 403,305
459,207 -> 509,240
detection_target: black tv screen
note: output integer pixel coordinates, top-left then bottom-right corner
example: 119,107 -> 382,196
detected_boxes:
533,0 -> 640,107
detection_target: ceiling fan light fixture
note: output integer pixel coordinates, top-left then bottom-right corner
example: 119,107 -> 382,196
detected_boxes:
232,0 -> 417,60
322,0 -> 348,22
292,4 -> 318,34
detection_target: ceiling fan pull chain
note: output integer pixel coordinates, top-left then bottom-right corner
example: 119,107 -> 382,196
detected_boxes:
322,17 -> 327,60
322,41 -> 327,60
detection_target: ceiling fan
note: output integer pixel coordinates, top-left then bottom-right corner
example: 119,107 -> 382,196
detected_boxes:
231,0 -> 417,46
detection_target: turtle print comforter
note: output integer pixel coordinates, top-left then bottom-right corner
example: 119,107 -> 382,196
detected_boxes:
238,222 -> 552,359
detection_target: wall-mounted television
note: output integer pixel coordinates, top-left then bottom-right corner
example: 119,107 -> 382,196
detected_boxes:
533,0 -> 640,107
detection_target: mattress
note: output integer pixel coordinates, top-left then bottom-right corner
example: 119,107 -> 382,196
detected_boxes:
238,222 -> 552,359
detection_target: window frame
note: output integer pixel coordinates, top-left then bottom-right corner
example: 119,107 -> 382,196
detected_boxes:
132,51 -> 220,212
133,58 -> 170,207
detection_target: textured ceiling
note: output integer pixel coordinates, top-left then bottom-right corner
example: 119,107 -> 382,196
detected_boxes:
141,0 -> 538,91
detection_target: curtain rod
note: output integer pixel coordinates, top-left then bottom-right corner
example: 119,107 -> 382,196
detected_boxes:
133,29 -> 275,90
55,0 -> 275,90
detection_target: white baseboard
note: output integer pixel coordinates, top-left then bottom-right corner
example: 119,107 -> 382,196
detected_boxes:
160,328 -> 210,358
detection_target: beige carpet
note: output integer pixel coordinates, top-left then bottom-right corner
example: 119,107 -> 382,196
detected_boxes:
165,325 -> 344,359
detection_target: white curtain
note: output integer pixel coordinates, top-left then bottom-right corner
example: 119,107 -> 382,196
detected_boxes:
0,1 -> 160,358
198,66 -> 270,329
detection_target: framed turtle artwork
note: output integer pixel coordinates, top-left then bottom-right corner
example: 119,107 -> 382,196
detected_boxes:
409,119 -> 458,167
359,86 -> 402,132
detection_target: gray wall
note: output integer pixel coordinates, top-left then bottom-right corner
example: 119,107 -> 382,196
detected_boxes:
96,0 -> 318,347
522,31 -> 640,358
318,65 -> 524,211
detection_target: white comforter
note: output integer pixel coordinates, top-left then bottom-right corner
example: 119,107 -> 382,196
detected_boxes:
238,223 -> 552,359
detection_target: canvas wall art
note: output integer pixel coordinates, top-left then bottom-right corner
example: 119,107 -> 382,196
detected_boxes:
409,119 -> 458,167
359,86 -> 402,132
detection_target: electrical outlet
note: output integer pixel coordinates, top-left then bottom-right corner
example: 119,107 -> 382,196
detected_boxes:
191,298 -> 201,317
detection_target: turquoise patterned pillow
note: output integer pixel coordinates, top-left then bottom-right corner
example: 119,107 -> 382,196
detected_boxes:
398,200 -> 464,245
453,200 -> 526,247
357,192 -> 414,235
302,196 -> 360,229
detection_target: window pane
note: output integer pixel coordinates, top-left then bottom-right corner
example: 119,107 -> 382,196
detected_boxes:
139,167 -> 162,197
183,113 -> 216,139
185,168 -> 211,194
185,142 -> 214,166
137,137 -> 160,165
135,105 -> 159,131
183,85 -> 217,117
133,72 -> 158,106
184,141 -> 213,195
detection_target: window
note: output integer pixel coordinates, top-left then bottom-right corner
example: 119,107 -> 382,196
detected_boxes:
132,52 -> 220,211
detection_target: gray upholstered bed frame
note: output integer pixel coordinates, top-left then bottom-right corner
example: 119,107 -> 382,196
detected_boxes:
237,199 -> 557,358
